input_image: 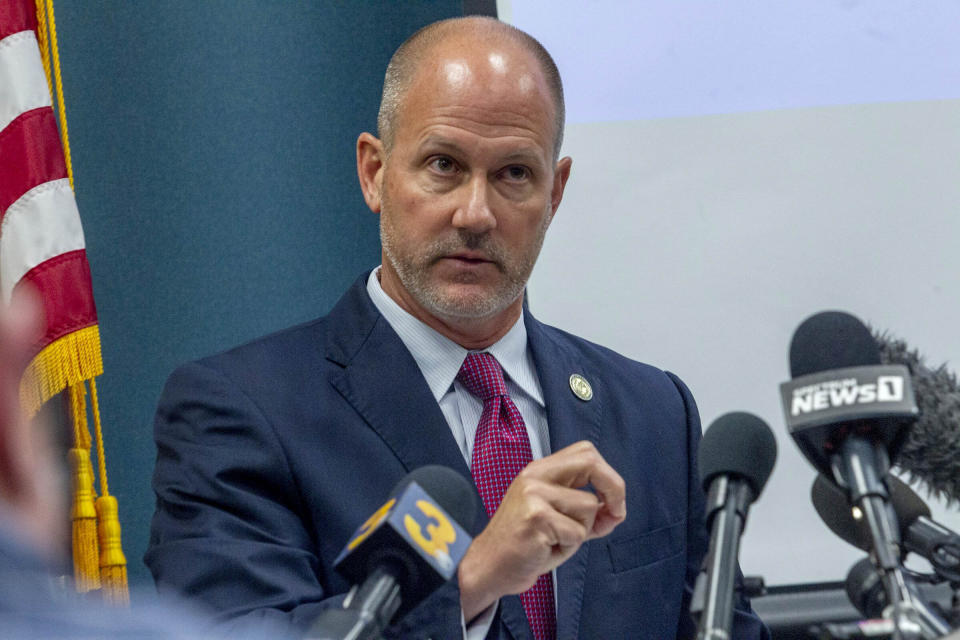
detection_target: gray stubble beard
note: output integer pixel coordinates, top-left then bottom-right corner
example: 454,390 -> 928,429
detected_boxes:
379,199 -> 551,322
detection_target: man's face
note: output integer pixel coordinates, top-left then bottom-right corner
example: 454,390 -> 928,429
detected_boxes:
372,39 -> 570,325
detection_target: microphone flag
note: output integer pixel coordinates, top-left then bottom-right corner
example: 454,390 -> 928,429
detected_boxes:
780,364 -> 918,476
334,479 -> 472,617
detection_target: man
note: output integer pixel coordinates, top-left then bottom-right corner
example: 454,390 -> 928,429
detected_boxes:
146,16 -> 769,639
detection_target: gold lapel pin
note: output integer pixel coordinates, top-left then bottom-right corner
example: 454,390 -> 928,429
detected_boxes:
569,374 -> 593,401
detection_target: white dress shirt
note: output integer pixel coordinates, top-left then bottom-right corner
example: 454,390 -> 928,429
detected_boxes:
366,268 -> 553,639
366,269 -> 550,464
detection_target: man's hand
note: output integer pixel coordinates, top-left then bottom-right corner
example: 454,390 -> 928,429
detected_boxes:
457,440 -> 626,620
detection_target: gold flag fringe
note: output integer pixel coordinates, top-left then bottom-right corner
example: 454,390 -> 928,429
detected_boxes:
20,325 -> 102,420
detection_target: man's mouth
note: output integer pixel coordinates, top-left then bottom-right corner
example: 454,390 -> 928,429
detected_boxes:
444,252 -> 492,265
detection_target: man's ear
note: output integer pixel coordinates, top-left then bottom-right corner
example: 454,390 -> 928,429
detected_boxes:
357,132 -> 385,214
550,156 -> 572,216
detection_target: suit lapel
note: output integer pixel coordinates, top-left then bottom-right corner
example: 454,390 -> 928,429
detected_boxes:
526,310 -> 602,640
324,275 -> 471,482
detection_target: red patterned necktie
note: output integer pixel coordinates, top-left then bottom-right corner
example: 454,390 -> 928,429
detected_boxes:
457,352 -> 556,640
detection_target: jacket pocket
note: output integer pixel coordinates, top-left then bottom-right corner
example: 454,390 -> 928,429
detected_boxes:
606,518 -> 686,573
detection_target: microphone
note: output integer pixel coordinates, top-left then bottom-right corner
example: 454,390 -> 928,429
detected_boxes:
780,311 -> 926,638
843,556 -> 950,637
813,473 -> 960,584
691,412 -> 777,640
874,330 -> 960,504
846,556 -> 889,620
306,465 -> 478,640
781,311 -> 919,480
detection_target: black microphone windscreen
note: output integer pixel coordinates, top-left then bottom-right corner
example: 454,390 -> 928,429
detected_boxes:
811,473 -> 932,551
790,311 -> 880,378
887,474 -> 933,524
845,556 -> 885,618
391,465 -> 479,532
875,330 -> 960,505
699,412 -> 777,499
811,474 -> 871,550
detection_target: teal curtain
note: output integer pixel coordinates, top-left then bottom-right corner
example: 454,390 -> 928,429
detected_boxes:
54,1 -> 465,586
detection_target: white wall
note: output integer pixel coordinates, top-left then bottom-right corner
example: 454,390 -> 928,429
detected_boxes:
503,0 -> 960,585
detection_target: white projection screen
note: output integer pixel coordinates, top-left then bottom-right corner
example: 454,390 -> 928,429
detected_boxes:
501,1 -> 960,585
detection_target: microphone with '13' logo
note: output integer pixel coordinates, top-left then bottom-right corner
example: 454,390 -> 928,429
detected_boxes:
306,465 -> 478,640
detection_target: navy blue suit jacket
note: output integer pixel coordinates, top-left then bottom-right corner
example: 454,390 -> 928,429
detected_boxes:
146,274 -> 768,639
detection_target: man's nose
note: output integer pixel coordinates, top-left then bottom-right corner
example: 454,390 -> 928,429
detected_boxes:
451,176 -> 496,233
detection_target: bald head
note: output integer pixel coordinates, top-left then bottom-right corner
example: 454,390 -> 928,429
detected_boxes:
377,16 -> 565,159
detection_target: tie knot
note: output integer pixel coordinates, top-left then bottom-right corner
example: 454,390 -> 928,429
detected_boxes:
457,352 -> 508,400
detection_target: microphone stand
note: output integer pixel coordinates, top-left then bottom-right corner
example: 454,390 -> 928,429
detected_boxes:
833,438 -> 949,639
304,566 -> 401,640
692,476 -> 754,640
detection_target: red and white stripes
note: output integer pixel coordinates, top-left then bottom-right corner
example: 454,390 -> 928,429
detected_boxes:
0,0 -> 97,351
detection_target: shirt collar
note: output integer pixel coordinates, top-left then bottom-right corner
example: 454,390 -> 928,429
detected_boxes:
366,268 -> 544,406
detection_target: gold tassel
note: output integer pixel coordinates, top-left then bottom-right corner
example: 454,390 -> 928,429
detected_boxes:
68,448 -> 100,592
96,495 -> 129,605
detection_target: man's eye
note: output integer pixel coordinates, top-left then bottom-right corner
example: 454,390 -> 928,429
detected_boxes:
502,165 -> 530,181
429,157 -> 457,173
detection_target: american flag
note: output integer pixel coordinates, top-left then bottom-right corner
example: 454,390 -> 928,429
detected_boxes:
0,0 -> 127,603
1,0 -> 100,404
